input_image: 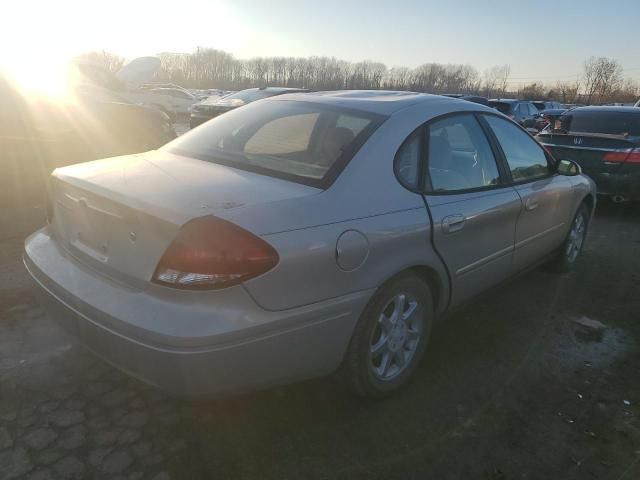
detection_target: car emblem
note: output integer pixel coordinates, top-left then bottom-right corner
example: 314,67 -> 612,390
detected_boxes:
573,137 -> 583,145
129,232 -> 137,242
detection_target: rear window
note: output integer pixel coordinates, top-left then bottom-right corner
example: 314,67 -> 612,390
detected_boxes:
563,111 -> 640,136
164,100 -> 383,187
489,101 -> 512,114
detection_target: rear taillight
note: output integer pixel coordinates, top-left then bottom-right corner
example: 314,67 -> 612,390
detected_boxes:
152,216 -> 279,290
603,148 -> 640,164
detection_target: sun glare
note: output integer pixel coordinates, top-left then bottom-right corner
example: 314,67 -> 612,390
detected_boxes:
0,2 -> 80,101
2,55 -> 71,100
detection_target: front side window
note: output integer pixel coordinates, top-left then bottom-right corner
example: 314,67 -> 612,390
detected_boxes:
484,114 -> 551,182
427,114 -> 501,192
165,100 -> 382,185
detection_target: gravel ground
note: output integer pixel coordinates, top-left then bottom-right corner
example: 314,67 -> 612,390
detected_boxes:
1,189 -> 640,479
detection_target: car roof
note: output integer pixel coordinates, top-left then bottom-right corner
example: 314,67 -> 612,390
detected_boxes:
488,98 -> 522,103
266,90 -> 465,115
568,106 -> 640,113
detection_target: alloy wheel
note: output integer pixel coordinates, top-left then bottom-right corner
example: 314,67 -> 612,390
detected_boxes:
566,211 -> 586,263
369,293 -> 423,381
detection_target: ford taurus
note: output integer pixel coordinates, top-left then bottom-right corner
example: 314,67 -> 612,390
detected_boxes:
24,91 -> 596,397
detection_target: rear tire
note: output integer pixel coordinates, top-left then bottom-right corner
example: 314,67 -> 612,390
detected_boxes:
344,273 -> 433,397
548,203 -> 590,273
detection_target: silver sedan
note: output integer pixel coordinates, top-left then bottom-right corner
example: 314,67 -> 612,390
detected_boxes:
24,91 -> 596,397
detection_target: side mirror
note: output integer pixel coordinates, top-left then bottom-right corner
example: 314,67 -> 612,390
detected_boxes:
557,159 -> 582,176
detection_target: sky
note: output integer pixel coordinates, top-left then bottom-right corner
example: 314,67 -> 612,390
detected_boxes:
1,0 -> 639,92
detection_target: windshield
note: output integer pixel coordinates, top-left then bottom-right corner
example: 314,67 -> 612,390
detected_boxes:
564,111 -> 640,136
165,100 -> 383,186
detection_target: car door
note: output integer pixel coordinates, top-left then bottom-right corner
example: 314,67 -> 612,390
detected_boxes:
420,113 -> 522,306
482,114 -> 574,271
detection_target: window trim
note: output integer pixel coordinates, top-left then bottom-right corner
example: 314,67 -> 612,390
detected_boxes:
393,111 -> 513,196
480,112 -> 557,186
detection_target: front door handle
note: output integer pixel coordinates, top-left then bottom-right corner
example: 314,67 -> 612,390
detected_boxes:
442,214 -> 466,233
525,198 -> 539,211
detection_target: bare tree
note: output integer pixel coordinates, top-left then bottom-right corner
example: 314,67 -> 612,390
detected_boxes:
518,82 -> 545,100
75,50 -> 125,73
583,57 -> 623,104
555,80 -> 581,104
482,65 -> 511,98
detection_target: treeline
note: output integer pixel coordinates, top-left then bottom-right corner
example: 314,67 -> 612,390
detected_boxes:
81,49 -> 639,104
155,48 -> 507,96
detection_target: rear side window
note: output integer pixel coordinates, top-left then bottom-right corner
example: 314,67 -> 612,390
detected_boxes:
427,115 -> 501,192
165,100 -> 383,187
394,129 -> 421,190
563,111 -> 640,136
484,115 -> 550,182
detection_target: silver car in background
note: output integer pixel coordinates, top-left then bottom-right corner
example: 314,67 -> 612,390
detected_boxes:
24,91 -> 596,397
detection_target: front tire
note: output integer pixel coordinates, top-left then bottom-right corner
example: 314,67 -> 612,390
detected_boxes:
549,204 -> 590,273
344,273 -> 433,397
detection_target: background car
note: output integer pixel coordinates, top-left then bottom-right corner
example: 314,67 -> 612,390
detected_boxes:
442,94 -> 489,106
75,57 -> 187,120
537,106 -> 640,202
489,99 -> 539,128
534,108 -> 568,131
25,92 -> 594,399
148,87 -> 198,115
189,87 -> 309,128
533,100 -> 563,111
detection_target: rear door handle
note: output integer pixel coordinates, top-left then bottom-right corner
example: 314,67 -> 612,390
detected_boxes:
525,198 -> 539,211
442,214 -> 466,233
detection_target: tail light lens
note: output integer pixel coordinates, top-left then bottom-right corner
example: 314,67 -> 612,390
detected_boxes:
152,216 -> 279,290
603,148 -> 640,164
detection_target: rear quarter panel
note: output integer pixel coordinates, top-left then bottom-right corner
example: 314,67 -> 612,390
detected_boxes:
243,208 -> 448,312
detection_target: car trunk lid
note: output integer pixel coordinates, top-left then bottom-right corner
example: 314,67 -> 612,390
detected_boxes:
49,151 -> 319,288
538,132 -> 638,175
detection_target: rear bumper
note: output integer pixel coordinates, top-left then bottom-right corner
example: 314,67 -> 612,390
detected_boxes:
24,229 -> 371,396
588,168 -> 640,201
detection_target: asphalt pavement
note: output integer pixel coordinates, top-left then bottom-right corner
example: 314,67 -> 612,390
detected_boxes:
1,201 -> 639,480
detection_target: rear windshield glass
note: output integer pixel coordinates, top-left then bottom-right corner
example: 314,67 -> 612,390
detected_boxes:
489,101 -> 512,114
563,111 -> 640,136
164,100 -> 383,186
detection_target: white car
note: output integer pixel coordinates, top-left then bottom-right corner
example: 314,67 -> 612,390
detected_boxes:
74,57 -> 191,120
148,87 -> 197,115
